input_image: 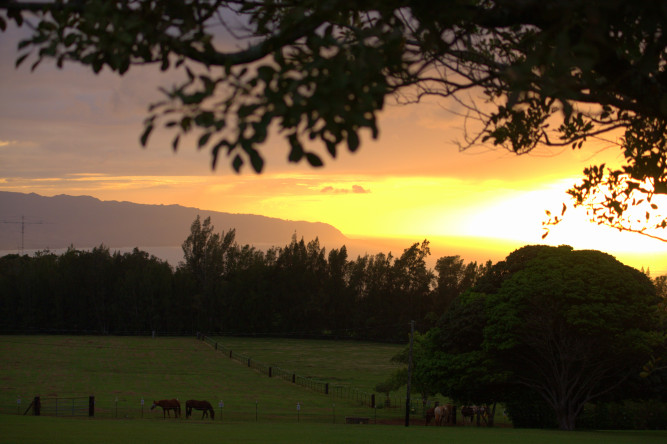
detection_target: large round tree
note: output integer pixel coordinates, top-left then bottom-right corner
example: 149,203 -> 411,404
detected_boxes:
425,245 -> 663,430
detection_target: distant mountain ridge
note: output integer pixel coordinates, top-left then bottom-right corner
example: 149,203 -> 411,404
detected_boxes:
0,191 -> 348,252
0,191 -> 663,276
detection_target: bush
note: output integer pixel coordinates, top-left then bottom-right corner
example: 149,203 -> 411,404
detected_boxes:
579,400 -> 667,430
503,389 -> 557,429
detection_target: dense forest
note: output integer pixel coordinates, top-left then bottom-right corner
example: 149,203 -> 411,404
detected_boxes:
1,216 -> 664,343
0,216 -> 491,341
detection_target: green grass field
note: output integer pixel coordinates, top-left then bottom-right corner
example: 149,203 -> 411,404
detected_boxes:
0,335 -> 665,444
0,335 -> 405,423
2,415 -> 666,444
206,335 -> 404,393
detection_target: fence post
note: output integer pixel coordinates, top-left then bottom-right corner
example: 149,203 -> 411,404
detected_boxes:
33,396 -> 40,416
89,396 -> 95,417
292,374 -> 296,383
371,394 -> 376,408
325,383 -> 329,395
269,367 -> 272,377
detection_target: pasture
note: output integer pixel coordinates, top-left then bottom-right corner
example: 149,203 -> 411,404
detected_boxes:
205,335 -> 404,393
0,335 -> 406,423
0,335 -> 665,444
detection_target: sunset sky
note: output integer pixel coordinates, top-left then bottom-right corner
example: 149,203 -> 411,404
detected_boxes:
1,24 -> 666,275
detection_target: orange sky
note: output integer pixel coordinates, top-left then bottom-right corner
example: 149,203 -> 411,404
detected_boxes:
1,25 -> 666,275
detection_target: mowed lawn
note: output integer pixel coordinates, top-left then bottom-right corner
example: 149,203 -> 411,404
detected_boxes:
2,415 -> 666,444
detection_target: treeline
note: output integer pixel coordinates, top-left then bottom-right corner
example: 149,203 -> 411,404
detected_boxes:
0,216 -> 490,341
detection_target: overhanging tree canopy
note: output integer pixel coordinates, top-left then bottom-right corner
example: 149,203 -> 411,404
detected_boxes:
2,0 -> 667,238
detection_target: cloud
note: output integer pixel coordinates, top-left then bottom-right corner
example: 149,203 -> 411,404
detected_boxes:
352,185 -> 370,194
320,184 -> 371,194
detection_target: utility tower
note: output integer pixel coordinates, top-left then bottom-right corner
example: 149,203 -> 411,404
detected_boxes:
0,216 -> 45,255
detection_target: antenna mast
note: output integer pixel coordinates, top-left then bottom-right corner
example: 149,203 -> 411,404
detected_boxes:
0,215 -> 45,255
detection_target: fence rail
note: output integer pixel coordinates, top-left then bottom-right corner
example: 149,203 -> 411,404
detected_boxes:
199,334 -> 399,408
24,396 -> 94,417
1,397 -> 419,424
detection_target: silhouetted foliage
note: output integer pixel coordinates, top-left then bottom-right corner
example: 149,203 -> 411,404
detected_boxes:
0,247 -> 174,333
0,217 -> 484,340
3,1 -> 667,238
415,245 -> 664,430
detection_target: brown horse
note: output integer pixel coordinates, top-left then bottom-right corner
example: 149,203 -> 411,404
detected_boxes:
434,404 -> 452,426
461,405 -> 489,425
461,405 -> 475,424
185,400 -> 215,419
425,401 -> 439,426
151,399 -> 181,418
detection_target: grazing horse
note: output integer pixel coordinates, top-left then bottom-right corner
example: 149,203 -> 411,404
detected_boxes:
434,404 -> 452,426
151,399 -> 181,418
185,400 -> 215,419
425,402 -> 438,426
461,406 -> 475,424
462,405 -> 489,425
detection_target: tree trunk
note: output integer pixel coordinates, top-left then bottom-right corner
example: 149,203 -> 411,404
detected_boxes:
555,404 -> 577,431
487,402 -> 496,427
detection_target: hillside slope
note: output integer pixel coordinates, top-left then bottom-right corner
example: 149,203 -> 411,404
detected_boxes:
0,191 -> 348,251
